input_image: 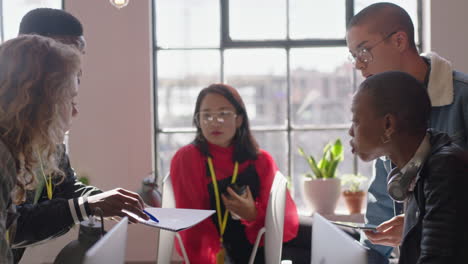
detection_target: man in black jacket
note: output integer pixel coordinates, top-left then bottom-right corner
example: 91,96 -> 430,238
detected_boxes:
349,71 -> 468,263
347,3 -> 468,263
12,8 -> 149,263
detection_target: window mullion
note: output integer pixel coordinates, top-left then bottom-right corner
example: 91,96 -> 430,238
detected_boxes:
220,0 -> 230,47
286,47 -> 293,195
0,0 -> 4,42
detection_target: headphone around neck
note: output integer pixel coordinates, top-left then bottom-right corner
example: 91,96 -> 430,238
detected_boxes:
387,162 -> 421,202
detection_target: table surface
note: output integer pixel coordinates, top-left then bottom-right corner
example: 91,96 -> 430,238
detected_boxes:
299,210 -> 365,223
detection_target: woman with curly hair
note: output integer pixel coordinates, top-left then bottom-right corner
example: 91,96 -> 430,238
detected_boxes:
0,34 -> 81,263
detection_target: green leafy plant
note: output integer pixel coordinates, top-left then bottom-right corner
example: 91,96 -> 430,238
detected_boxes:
298,139 -> 344,179
76,171 -> 90,185
78,176 -> 89,185
341,173 -> 367,193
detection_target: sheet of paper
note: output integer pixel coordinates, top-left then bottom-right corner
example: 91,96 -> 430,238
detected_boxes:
132,207 -> 215,232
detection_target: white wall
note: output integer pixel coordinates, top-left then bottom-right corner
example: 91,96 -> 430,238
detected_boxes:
21,0 -> 157,263
426,0 -> 468,73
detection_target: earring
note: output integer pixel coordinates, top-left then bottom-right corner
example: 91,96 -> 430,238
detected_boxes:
381,134 -> 391,144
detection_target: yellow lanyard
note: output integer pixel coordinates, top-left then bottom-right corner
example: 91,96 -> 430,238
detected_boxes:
207,157 -> 238,243
37,153 -> 53,200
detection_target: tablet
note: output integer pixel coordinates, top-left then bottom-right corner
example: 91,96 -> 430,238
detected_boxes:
331,221 -> 378,231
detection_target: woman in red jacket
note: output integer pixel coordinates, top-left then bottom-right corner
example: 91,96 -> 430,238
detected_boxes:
170,83 -> 299,264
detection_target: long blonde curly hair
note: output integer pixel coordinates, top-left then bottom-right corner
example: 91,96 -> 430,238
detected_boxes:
0,35 -> 81,203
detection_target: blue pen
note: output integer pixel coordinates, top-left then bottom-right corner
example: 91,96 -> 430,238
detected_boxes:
143,209 -> 159,223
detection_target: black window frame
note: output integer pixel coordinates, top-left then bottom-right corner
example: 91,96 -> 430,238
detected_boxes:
151,0 -> 423,187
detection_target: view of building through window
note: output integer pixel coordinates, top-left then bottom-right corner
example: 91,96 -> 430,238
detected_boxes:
154,0 -> 420,212
1,0 -> 61,42
0,0 -> 64,144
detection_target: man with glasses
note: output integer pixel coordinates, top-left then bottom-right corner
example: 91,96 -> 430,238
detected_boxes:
346,2 -> 468,263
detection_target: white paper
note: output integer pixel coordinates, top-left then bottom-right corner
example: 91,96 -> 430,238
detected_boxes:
133,208 -> 215,232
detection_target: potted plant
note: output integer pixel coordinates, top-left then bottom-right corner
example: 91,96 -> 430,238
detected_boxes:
298,139 -> 343,215
341,173 -> 367,214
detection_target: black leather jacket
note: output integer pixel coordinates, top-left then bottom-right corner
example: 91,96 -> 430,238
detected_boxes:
399,131 -> 468,264
12,145 -> 102,263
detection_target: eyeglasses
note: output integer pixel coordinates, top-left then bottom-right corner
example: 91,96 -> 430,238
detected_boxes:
348,31 -> 397,66
196,110 -> 237,125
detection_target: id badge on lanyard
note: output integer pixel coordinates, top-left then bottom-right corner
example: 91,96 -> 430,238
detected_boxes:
207,157 -> 238,264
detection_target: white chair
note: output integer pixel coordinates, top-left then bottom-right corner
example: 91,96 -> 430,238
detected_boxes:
157,174 -> 190,264
248,171 -> 288,264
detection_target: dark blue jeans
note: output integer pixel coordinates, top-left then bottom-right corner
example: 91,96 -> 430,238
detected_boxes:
367,247 -> 390,264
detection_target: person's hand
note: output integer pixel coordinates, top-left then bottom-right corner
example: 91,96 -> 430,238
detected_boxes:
364,214 -> 405,247
221,186 -> 257,221
87,188 -> 149,223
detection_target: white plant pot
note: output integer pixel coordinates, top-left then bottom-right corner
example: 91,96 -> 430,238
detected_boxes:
303,178 -> 341,215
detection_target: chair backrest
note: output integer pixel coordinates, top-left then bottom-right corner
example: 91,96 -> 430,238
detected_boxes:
264,171 -> 288,263
157,174 -> 190,264
162,173 -> 176,208
157,174 -> 176,264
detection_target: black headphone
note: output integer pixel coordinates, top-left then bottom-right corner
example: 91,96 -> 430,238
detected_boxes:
387,162 -> 421,202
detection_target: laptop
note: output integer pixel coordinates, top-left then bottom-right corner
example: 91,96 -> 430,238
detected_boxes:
311,213 -> 367,264
83,217 -> 128,264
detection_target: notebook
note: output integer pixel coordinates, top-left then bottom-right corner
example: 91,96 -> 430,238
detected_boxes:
311,213 -> 367,264
83,216 -> 128,264
134,207 -> 215,232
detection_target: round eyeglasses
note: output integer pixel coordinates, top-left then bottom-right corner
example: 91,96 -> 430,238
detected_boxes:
348,31 -> 397,66
196,110 -> 237,125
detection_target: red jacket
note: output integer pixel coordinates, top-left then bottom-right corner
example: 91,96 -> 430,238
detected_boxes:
170,143 -> 299,264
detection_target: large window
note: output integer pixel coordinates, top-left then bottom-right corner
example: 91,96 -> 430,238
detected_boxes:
153,0 -> 421,211
0,0 -> 62,42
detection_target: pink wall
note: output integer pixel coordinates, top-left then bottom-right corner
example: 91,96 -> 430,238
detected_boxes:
66,0 -> 156,262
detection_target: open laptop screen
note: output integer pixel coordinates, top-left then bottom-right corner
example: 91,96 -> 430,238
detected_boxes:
83,217 -> 128,264
311,213 -> 367,264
